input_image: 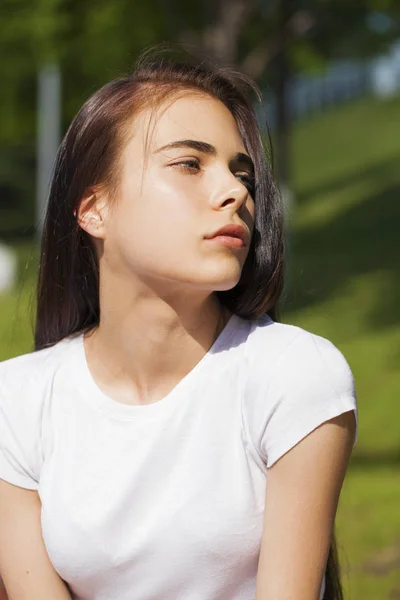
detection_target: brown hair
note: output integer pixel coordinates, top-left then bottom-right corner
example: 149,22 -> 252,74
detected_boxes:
35,51 -> 284,350
35,48 -> 342,599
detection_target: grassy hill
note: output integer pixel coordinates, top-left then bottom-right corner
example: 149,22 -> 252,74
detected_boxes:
284,94 -> 400,599
1,93 -> 399,598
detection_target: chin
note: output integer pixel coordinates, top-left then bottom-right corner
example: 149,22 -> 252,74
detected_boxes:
200,265 -> 243,292
211,282 -> 240,293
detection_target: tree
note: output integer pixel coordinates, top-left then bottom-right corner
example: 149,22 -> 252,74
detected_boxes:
1,0 -> 399,234
161,0 -> 399,187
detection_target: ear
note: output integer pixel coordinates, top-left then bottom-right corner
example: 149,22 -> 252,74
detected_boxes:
75,187 -> 107,239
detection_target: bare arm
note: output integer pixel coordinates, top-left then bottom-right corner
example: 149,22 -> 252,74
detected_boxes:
0,576 -> 8,600
0,479 -> 72,600
256,411 -> 356,600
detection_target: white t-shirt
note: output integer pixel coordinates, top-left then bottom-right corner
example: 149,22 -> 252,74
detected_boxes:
0,314 -> 357,600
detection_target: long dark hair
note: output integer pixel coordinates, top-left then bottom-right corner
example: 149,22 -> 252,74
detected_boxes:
35,51 -> 284,350
35,48 -> 342,600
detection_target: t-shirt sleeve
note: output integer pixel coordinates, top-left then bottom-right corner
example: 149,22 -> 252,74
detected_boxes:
0,373 -> 43,490
244,330 -> 358,469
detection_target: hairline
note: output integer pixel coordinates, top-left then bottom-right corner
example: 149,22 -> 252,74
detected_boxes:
107,85 -> 246,201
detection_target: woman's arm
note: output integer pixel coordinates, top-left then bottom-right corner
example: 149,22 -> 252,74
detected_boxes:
0,480 -> 72,600
0,576 -> 7,600
256,411 -> 356,600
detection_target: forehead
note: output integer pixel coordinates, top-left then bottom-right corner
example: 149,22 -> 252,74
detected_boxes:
137,93 -> 246,154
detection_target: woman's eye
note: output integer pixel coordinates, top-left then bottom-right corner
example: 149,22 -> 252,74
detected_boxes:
173,159 -> 200,172
237,173 -> 255,195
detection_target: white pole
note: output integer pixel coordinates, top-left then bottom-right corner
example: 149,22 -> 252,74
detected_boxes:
36,63 -> 61,238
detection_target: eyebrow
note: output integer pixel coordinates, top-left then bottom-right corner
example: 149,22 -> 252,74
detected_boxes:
154,139 -> 254,172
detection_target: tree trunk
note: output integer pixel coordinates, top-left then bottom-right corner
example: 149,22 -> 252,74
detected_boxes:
202,0 -> 257,64
177,0 -> 258,66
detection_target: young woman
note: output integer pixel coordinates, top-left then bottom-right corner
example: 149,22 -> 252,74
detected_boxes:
0,52 -> 357,600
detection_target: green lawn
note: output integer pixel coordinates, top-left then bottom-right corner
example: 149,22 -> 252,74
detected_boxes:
285,94 -> 400,599
0,241 -> 38,361
1,94 -> 399,598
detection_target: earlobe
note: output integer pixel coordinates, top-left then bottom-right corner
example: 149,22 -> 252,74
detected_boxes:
75,189 -> 106,239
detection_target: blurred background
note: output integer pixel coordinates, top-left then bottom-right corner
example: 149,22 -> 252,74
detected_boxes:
0,0 -> 399,597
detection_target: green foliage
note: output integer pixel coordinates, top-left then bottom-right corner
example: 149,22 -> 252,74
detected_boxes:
289,0 -> 400,74
1,0 -> 400,233
0,0 -> 170,235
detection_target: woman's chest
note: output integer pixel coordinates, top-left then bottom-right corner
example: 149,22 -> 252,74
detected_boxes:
38,396 -> 267,594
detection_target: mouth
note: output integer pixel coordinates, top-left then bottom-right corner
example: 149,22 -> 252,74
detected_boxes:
204,224 -> 249,248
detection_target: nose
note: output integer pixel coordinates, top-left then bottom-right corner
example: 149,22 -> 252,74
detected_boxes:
209,170 -> 250,213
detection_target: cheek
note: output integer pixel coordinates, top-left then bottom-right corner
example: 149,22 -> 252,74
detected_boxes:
151,173 -> 208,237
106,184 -> 200,262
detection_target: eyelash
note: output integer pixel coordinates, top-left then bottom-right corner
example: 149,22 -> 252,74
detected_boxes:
175,159 -> 200,172
173,159 -> 256,195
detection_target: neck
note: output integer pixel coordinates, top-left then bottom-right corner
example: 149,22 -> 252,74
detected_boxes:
83,277 -> 231,406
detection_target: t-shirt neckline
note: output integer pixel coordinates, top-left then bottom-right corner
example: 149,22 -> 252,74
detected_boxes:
68,313 -> 241,420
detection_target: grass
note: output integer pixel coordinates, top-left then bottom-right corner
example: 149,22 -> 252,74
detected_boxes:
284,93 -> 400,599
1,93 -> 399,598
0,241 -> 38,361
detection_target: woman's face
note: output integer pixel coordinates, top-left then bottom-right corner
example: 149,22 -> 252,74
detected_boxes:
100,93 -> 256,294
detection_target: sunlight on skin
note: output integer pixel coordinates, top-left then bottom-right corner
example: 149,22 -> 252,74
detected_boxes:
79,93 -> 256,408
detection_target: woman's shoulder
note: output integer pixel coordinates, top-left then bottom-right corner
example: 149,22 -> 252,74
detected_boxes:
244,314 -> 319,359
0,334 -> 80,401
0,337 -> 81,491
240,315 -> 357,467
243,315 -> 354,390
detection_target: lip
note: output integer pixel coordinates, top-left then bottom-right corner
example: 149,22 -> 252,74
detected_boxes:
205,224 -> 249,247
